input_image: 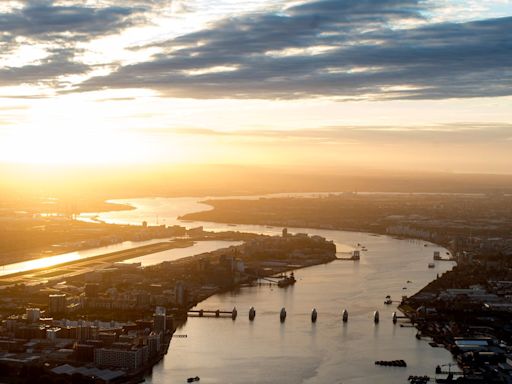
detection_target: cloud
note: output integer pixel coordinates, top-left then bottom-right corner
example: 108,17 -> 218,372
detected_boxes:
0,48 -> 88,88
165,123 -> 512,145
0,0 -> 152,90
79,0 -> 512,100
0,1 -> 145,42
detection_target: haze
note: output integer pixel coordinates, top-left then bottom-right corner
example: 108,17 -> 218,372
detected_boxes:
0,0 -> 511,175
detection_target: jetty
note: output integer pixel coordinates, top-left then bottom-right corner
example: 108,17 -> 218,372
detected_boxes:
337,250 -> 360,261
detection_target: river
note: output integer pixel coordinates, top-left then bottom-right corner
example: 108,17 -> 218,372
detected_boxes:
78,196 -> 456,383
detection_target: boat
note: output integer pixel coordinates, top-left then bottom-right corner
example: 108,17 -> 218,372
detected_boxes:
342,309 -> 348,322
361,246 -> 368,251
428,263 -> 435,268
249,306 -> 256,321
392,312 -> 397,324
280,307 -> 287,322
375,359 -> 406,367
187,377 -> 200,382
351,250 -> 360,260
277,272 -> 296,287
374,310 -> 379,323
384,295 -> 393,305
408,376 -> 430,383
311,308 -> 318,323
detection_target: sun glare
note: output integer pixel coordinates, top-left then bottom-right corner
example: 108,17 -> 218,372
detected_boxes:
0,92 -> 177,165
1,126 -> 153,165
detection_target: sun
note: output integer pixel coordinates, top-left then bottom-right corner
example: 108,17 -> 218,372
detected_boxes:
1,125 -> 149,165
0,93 -> 162,165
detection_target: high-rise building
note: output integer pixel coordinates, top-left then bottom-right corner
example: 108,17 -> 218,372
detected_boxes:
153,307 -> 166,334
48,294 -> 67,315
175,282 -> 188,307
147,332 -> 161,358
26,308 -> 40,323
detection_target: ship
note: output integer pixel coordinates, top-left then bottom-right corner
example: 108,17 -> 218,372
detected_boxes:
280,307 -> 287,322
342,309 -> 348,322
277,272 -> 296,287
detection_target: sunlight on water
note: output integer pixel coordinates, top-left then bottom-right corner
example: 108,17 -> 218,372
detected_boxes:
0,238 -> 172,277
0,252 -> 81,276
80,196 -> 457,384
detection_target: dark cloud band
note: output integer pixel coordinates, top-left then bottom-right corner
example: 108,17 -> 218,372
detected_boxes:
1,0 -> 511,101
81,0 -> 512,100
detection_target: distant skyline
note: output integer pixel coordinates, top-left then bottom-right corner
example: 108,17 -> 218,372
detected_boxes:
0,0 -> 511,173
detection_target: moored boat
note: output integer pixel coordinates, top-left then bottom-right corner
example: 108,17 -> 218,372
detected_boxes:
277,272 -> 296,287
280,307 -> 287,322
311,308 -> 317,323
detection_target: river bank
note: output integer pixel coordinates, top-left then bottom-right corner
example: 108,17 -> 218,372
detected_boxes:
396,263 -> 512,382
69,196 -> 458,382
146,228 -> 455,384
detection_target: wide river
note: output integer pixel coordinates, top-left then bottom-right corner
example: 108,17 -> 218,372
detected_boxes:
80,196 -> 456,384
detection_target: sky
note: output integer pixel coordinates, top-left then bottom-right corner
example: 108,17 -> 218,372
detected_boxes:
0,0 -> 511,173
